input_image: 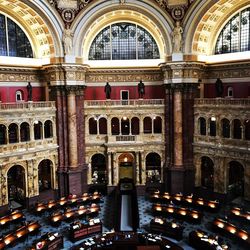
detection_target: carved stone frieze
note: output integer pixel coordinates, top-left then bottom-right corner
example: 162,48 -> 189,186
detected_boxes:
204,62 -> 250,79
0,68 -> 42,82
86,69 -> 163,83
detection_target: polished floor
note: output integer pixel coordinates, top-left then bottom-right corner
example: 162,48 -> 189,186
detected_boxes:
1,194 -> 250,250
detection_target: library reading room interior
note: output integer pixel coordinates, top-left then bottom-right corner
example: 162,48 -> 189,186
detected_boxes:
0,0 -> 249,249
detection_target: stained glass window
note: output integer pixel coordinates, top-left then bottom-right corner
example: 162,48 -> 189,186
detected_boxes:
89,22 -> 160,60
0,13 -> 33,58
215,8 -> 250,54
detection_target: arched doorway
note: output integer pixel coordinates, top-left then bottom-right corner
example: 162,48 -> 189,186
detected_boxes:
228,161 -> 244,198
38,160 -> 53,192
201,156 -> 214,191
118,153 -> 134,181
91,154 -> 107,184
146,153 -> 161,184
7,165 -> 26,207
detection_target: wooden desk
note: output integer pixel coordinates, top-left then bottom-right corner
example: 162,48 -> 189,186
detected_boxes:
150,218 -> 184,240
0,210 -> 24,227
229,207 -> 250,223
28,233 -> 64,250
212,218 -> 250,247
69,219 -> 102,242
189,230 -> 229,250
152,204 -> 203,224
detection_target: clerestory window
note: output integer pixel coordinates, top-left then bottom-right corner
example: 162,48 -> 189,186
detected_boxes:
215,7 -> 250,54
0,13 -> 33,58
89,22 -> 160,60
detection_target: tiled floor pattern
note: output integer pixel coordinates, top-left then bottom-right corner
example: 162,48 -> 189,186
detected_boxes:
1,194 -> 250,249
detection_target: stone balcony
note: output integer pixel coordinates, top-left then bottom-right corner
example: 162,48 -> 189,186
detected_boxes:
85,134 -> 164,147
194,98 -> 250,109
85,99 -> 164,108
0,101 -> 56,111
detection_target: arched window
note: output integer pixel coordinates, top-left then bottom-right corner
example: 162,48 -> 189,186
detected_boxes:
233,119 -> 242,139
143,117 -> 152,134
0,14 -> 33,57
0,124 -> 7,145
89,117 -> 97,135
221,118 -> 230,138
34,121 -> 42,140
99,117 -> 107,134
121,117 -> 130,135
215,7 -> 250,54
44,120 -> 53,138
20,122 -> 30,142
16,90 -> 23,102
227,87 -> 234,97
244,119 -> 250,140
199,117 -> 206,135
131,117 -> 139,135
153,116 -> 162,134
209,117 -> 216,137
89,22 -> 160,60
111,117 -> 119,135
8,123 -> 18,143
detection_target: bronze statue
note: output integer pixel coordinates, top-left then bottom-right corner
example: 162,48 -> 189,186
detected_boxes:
27,82 -> 32,101
104,82 -> 111,99
138,80 -> 145,98
215,78 -> 223,97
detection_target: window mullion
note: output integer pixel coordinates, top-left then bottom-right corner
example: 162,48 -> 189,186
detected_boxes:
5,16 -> 9,56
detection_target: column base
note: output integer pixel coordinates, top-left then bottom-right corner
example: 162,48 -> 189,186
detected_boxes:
167,167 -> 195,194
67,168 -> 84,195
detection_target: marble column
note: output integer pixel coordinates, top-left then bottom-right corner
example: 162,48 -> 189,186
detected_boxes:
173,89 -> 183,167
135,152 -> 140,184
66,87 -> 78,169
107,152 -> 112,185
141,151 -> 146,184
245,160 -> 250,201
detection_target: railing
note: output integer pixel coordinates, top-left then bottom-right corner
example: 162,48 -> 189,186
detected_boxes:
0,138 -> 58,154
194,98 -> 250,106
0,101 -> 56,110
85,99 -> 164,107
116,135 -> 136,142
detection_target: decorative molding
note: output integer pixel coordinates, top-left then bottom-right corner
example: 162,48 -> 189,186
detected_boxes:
86,69 -> 163,83
47,0 -> 93,28
0,68 -> 42,82
155,0 -> 197,21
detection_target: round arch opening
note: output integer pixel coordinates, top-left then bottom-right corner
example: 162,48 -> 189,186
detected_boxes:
7,165 -> 26,208
118,153 -> 134,181
201,156 -> 214,191
38,159 -> 53,192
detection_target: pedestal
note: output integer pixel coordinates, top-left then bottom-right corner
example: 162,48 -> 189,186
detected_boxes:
172,53 -> 183,61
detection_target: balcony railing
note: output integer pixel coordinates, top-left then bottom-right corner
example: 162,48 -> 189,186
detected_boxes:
116,135 -> 136,142
85,99 -> 164,107
194,98 -> 250,106
0,101 -> 56,110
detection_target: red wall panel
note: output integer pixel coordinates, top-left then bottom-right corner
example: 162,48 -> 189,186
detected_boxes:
0,86 -> 45,103
204,82 -> 250,98
85,85 -> 165,100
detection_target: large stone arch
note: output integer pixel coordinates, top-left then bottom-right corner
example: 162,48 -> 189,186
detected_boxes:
0,0 -> 64,58
71,0 -> 173,61
184,0 -> 250,55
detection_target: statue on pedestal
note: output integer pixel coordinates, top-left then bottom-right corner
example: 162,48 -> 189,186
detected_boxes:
104,82 -> 111,99
63,28 -> 73,55
138,80 -> 145,98
215,78 -> 224,97
172,21 -> 183,53
27,82 -> 32,101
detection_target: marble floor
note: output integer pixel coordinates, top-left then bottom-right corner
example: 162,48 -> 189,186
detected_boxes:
1,194 -> 250,250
